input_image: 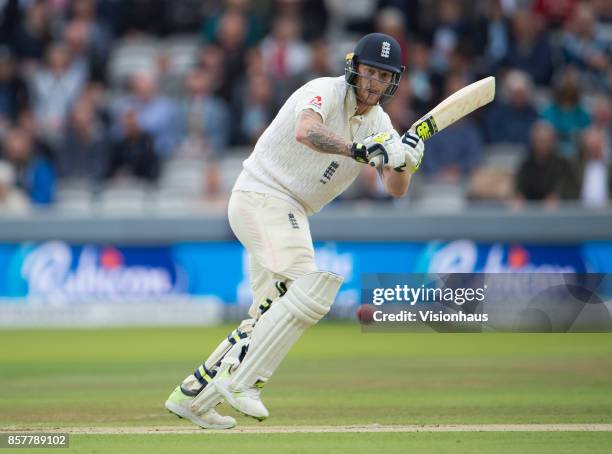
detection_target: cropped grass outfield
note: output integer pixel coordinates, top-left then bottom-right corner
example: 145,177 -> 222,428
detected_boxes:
1,324 -> 611,452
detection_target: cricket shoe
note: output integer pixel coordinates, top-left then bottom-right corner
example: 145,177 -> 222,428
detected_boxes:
213,369 -> 269,421
165,386 -> 236,429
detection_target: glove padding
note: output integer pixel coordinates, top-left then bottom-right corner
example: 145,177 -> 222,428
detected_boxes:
401,131 -> 425,173
355,131 -> 425,173
357,132 -> 406,170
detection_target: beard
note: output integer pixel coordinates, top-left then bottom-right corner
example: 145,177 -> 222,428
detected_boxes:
356,88 -> 382,106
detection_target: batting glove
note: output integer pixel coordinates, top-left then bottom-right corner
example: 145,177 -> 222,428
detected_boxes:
353,132 -> 405,170
401,131 -> 425,173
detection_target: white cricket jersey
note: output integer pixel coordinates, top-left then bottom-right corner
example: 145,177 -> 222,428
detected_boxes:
233,76 -> 395,215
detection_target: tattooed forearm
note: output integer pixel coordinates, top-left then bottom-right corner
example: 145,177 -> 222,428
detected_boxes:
296,110 -> 352,157
306,122 -> 353,156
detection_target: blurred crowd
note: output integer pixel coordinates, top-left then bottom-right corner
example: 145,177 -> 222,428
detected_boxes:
0,0 -> 610,213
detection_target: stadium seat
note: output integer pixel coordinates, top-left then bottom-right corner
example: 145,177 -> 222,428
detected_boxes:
413,183 -> 466,212
484,143 -> 527,170
53,187 -> 95,214
161,35 -> 199,76
219,156 -> 247,193
152,187 -> 198,213
95,185 -> 151,214
108,38 -> 159,87
160,158 -> 206,192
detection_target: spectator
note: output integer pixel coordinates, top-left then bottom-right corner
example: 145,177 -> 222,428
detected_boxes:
79,81 -> 112,130
55,100 -> 109,184
63,20 -> 93,85
69,0 -> 114,79
273,0 -> 329,42
196,44 -> 227,99
29,43 -> 87,143
114,72 -> 180,158
375,7 -> 409,67
407,41 -> 436,112
421,75 -> 483,181
591,0 -> 612,26
591,94 -> 611,161
0,0 -> 19,46
155,51 -> 182,97
576,127 -> 611,208
118,0 -> 166,36
302,40 -> 334,82
240,72 -> 274,144
176,69 -> 230,159
471,0 -> 512,73
532,0 -> 578,29
107,110 -> 159,183
11,0 -> 53,64
92,0 -> 125,38
0,47 -> 29,128
541,69 -> 591,157
200,0 -> 263,48
1,127 -> 55,205
501,9 -> 555,86
65,0 -> 112,82
515,121 -> 577,206
483,70 -> 539,145
446,42 -> 477,86
428,0 -> 467,74
559,3 -> 610,90
71,0 -> 112,63
162,0 -> 208,35
17,109 -> 55,163
260,15 -> 310,102
215,11 -> 250,100
377,0 -> 422,38
0,160 -> 30,214
244,46 -> 265,76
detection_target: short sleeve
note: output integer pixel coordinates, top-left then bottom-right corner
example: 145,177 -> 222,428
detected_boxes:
295,78 -> 337,123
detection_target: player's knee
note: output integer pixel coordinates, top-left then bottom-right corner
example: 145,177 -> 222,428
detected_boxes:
280,271 -> 344,325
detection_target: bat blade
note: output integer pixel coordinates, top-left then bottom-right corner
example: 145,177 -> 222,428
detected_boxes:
369,76 -> 495,169
411,76 -> 495,141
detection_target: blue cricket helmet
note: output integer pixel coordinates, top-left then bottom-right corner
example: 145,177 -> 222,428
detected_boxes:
345,33 -> 405,100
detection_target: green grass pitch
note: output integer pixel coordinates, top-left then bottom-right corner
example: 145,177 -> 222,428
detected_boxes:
1,323 -> 611,452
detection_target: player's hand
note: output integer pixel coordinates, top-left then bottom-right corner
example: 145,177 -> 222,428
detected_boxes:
353,132 -> 405,170
400,131 -> 425,173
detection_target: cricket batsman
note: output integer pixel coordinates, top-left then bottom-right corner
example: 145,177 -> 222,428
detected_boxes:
164,33 -> 425,429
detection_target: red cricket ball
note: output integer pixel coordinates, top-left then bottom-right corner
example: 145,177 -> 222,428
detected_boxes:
356,304 -> 375,324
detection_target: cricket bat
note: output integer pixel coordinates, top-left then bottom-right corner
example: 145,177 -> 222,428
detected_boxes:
370,76 -> 496,169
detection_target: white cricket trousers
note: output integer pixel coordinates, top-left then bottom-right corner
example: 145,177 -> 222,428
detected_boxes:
228,191 -> 318,318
